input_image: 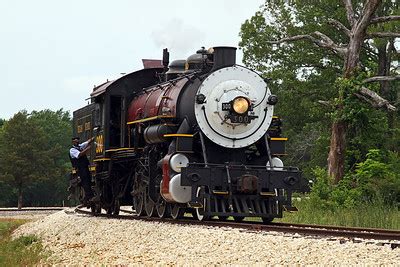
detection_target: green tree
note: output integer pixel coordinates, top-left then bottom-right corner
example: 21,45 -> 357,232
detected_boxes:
240,0 -> 399,182
0,119 -> 15,206
0,111 -> 53,208
28,109 -> 72,205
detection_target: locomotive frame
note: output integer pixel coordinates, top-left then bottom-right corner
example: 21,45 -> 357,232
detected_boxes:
71,46 -> 308,221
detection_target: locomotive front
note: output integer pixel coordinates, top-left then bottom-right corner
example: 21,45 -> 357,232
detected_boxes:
126,46 -> 307,221
175,47 -> 306,221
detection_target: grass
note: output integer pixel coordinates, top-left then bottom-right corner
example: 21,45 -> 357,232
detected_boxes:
192,198 -> 399,230
275,198 -> 400,230
0,219 -> 47,266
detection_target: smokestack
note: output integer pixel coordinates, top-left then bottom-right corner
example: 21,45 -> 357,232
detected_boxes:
211,46 -> 236,71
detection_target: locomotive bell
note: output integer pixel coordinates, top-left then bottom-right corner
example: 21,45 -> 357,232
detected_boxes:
184,53 -> 208,73
166,59 -> 186,80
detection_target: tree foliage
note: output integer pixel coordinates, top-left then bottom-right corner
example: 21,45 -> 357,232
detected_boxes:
28,109 -> 72,206
0,110 -> 72,207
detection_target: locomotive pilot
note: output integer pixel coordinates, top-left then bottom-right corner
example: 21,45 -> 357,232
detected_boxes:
69,136 -> 95,204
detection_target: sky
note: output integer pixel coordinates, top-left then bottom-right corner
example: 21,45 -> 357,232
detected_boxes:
0,0 -> 264,119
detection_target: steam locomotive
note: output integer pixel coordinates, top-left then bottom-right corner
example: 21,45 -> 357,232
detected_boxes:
71,46 -> 308,222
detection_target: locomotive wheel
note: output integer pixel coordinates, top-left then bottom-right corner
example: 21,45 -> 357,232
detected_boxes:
218,199 -> 229,220
79,187 -> 85,204
156,198 -> 170,218
103,182 -> 114,215
194,187 -> 210,221
155,180 -> 170,218
144,196 -> 156,217
106,206 -> 113,215
113,199 -> 120,215
191,208 -> 199,220
133,191 -> 145,216
94,203 -> 102,214
171,204 -> 184,219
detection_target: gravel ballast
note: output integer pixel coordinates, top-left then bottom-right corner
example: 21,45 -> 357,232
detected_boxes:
12,210 -> 400,265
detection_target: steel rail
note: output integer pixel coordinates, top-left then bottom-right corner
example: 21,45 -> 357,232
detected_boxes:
270,222 -> 400,236
73,207 -> 400,242
0,207 -> 65,212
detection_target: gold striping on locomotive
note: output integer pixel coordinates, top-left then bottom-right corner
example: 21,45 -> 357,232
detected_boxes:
105,147 -> 135,152
212,191 -> 229,195
93,158 -> 111,162
163,134 -> 194,137
127,115 -> 174,125
260,192 -> 276,196
270,137 -> 288,141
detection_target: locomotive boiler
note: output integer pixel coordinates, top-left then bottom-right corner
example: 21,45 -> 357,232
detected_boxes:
72,46 -> 308,222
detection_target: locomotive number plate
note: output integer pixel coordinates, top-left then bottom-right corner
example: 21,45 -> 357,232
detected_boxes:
230,115 -> 250,123
222,102 -> 232,111
229,115 -> 258,123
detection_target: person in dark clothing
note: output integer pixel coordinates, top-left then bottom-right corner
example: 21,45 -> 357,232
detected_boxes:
69,136 -> 95,203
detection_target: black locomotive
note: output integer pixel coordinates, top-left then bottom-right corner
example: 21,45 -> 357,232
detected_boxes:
71,46 -> 308,222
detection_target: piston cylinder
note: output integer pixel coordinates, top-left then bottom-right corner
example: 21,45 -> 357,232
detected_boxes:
143,124 -> 176,144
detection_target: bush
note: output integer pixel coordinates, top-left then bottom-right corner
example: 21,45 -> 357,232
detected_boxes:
310,149 -> 400,208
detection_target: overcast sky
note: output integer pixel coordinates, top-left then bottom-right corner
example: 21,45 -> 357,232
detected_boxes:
0,0 -> 263,119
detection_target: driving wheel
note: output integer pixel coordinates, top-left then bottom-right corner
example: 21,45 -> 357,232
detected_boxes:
171,203 -> 184,219
133,190 -> 145,216
195,187 -> 210,221
144,190 -> 156,217
156,198 -> 170,218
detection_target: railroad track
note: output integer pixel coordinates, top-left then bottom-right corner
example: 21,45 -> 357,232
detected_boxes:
73,207 -> 400,246
0,207 -> 65,212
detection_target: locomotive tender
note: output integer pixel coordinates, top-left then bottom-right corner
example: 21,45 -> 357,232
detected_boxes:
72,46 -> 308,222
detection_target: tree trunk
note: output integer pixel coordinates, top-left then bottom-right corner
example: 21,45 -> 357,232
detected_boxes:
327,0 -> 381,182
327,120 -> 346,184
18,186 -> 23,210
328,24 -> 365,183
343,40 -> 362,76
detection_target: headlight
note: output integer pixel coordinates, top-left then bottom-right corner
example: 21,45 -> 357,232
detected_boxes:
232,97 -> 249,114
